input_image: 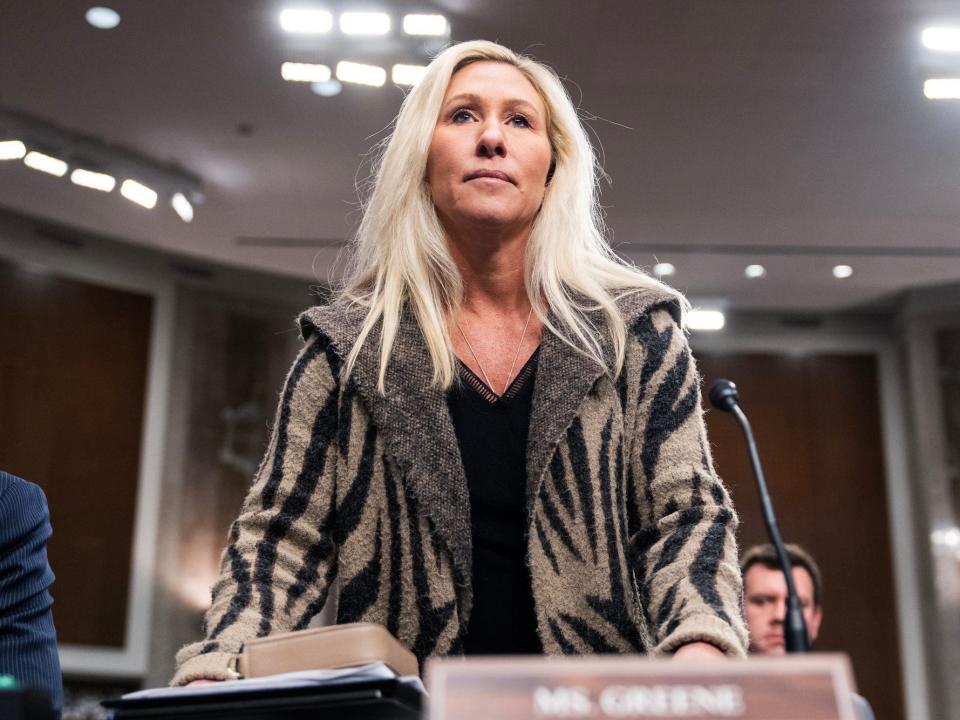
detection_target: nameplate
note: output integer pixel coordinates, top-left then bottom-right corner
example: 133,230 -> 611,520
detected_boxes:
426,654 -> 858,720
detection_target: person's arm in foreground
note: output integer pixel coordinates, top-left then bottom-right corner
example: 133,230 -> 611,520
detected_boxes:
0,473 -> 64,715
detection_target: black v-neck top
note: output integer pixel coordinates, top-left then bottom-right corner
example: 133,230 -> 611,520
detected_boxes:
447,348 -> 543,655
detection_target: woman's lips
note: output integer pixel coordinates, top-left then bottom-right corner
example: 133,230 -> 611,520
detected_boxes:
464,169 -> 514,184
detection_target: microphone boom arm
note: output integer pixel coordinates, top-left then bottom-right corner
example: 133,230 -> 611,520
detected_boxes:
712,379 -> 810,653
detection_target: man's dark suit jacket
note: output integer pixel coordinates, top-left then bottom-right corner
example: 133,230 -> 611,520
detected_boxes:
0,471 -> 63,716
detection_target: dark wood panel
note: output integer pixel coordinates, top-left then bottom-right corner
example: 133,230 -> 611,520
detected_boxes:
696,351 -> 903,720
0,259 -> 152,647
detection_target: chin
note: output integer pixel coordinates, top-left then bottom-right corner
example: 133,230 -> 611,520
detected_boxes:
749,641 -> 786,656
462,208 -> 527,228
460,201 -> 505,217
455,195 -> 531,225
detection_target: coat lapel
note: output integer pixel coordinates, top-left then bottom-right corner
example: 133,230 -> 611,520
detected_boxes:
300,304 -> 472,590
525,318 -> 606,518
524,290 -> 681,519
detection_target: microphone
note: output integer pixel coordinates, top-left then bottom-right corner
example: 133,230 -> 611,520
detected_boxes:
710,379 -> 810,653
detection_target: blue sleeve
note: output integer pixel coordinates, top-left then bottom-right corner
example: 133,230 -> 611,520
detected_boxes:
0,472 -> 63,717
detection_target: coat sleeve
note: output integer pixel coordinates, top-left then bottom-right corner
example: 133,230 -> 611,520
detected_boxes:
628,306 -> 748,657
0,475 -> 63,715
171,333 -> 343,685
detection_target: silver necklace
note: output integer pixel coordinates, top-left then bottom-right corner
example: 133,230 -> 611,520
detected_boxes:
456,306 -> 534,397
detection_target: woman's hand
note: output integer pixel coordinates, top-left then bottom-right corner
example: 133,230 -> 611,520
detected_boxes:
672,642 -> 726,660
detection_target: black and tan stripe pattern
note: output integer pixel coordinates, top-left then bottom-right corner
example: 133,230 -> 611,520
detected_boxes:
172,290 -> 747,685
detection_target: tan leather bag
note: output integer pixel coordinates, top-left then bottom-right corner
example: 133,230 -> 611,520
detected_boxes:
237,623 -> 419,678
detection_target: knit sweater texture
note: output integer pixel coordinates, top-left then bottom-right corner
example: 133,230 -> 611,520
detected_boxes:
172,288 -> 748,684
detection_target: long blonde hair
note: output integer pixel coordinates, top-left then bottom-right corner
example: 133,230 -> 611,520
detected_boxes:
338,40 -> 685,392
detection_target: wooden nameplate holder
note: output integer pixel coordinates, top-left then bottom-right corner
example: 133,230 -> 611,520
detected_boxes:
426,653 -> 859,720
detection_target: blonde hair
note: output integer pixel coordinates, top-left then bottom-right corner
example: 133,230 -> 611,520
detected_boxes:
338,40 -> 685,392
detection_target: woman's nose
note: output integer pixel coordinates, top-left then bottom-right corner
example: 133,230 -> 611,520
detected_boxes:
476,120 -> 506,158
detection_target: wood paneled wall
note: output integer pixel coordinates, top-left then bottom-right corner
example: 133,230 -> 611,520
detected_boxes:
0,259 -> 152,647
697,351 -> 903,720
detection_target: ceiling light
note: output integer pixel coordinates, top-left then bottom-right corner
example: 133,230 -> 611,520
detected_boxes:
744,264 -> 766,279
171,193 -> 194,222
653,262 -> 675,277
279,8 -> 333,34
311,79 -> 343,97
1,107 -> 203,218
85,7 -> 121,30
336,61 -> 386,87
402,14 -> 448,36
339,12 -> 391,35
24,151 -> 68,177
922,26 -> 960,52
924,78 -> 960,99
832,264 -> 853,279
0,140 -> 27,160
120,179 -> 157,209
281,62 -> 332,83
70,168 -> 116,192
392,64 -> 428,86
687,310 -> 726,331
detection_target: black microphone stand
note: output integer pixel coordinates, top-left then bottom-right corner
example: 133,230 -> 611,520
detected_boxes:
710,378 -> 809,653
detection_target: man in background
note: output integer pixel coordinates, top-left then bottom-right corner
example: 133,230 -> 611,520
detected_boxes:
0,471 -> 63,718
740,543 -> 823,655
741,543 -> 874,720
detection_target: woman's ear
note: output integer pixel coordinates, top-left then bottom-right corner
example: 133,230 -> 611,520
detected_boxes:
545,157 -> 556,186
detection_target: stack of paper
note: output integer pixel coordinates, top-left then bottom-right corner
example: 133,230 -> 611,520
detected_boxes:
121,662 -> 425,701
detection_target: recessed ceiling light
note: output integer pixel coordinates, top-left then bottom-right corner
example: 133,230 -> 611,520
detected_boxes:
402,14 -> 448,36
924,78 -> 960,99
922,26 -> 960,52
279,8 -> 333,34
85,6 -> 120,30
652,262 -> 675,277
281,62 -> 332,83
24,151 -> 68,177
171,193 -> 194,222
744,264 -> 766,279
311,79 -> 343,97
70,168 -> 116,192
832,264 -> 853,279
336,61 -> 386,87
120,179 -> 157,209
392,64 -> 428,86
0,140 -> 27,160
339,12 -> 390,35
688,309 -> 726,331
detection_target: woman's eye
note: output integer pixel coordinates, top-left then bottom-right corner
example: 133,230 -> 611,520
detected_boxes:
451,109 -> 474,123
509,114 -> 531,128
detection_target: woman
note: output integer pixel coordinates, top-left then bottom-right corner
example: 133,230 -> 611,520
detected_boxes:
172,40 -> 747,685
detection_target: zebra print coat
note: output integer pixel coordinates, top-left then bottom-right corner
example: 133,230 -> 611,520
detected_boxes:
172,289 -> 748,684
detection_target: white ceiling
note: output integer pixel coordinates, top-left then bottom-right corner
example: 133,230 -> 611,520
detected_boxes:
2,0 -> 960,310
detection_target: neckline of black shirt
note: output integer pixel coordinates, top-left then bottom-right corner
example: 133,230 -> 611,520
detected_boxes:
447,346 -> 543,655
455,346 -> 541,405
